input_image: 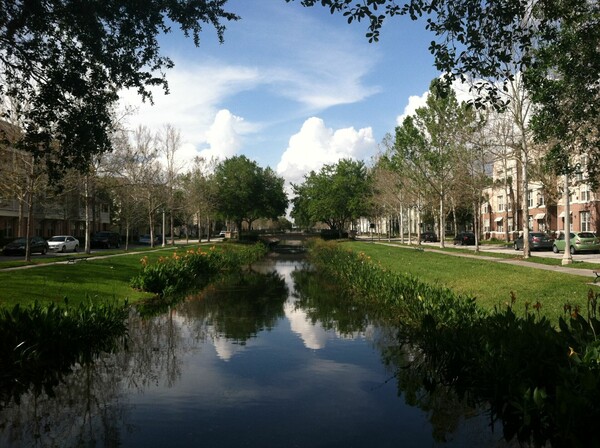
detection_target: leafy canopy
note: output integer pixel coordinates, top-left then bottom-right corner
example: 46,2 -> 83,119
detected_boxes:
213,155 -> 288,232
292,158 -> 371,230
0,0 -> 238,177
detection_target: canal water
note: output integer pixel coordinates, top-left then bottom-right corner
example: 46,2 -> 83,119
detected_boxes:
0,258 -> 511,447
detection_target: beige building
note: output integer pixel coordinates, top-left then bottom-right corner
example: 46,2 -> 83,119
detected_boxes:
481,155 -> 599,241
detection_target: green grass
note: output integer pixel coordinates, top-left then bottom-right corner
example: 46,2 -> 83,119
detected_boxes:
345,241 -> 597,323
0,245 -> 206,308
382,240 -> 600,269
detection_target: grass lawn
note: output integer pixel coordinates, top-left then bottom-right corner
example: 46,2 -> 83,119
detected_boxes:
345,241 -> 597,324
0,245 -> 204,308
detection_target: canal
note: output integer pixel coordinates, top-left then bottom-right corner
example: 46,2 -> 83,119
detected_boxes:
0,258 -> 510,447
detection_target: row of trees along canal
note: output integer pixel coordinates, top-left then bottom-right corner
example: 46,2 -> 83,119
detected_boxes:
0,120 -> 289,259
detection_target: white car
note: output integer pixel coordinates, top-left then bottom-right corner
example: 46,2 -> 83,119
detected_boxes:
47,235 -> 79,252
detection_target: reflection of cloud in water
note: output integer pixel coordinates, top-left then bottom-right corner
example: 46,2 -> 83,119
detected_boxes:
284,301 -> 329,350
212,336 -> 246,361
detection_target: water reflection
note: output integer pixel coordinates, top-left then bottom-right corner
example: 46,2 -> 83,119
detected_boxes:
0,259 -> 506,447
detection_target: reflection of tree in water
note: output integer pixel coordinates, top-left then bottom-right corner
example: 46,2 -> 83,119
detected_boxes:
291,269 -> 371,335
377,340 -> 483,444
180,269 -> 289,343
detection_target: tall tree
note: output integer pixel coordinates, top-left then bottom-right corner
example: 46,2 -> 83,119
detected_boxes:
0,1 -> 238,177
395,79 -> 472,247
213,156 -> 288,237
291,159 -> 371,235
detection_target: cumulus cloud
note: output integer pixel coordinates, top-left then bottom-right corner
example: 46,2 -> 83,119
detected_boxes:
120,64 -> 260,143
196,109 -> 248,162
276,117 -> 377,187
396,91 -> 429,125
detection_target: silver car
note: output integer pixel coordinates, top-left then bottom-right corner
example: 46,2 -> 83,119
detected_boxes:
47,235 -> 79,252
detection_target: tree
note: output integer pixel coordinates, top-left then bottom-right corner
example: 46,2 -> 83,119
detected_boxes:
180,156 -> 219,242
158,124 -> 184,246
213,156 -> 288,237
0,1 -> 238,177
291,159 -> 371,234
395,79 -> 474,248
527,1 -> 600,195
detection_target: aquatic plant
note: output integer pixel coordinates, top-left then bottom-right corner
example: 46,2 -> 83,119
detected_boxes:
0,299 -> 129,405
130,243 -> 268,296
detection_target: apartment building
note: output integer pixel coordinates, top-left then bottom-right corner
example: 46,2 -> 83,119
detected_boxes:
0,146 -> 112,241
481,155 -> 599,241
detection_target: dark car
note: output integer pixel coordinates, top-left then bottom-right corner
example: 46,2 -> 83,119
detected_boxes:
91,231 -> 121,249
453,231 -> 476,246
514,232 -> 554,251
420,231 -> 438,242
2,236 -> 49,255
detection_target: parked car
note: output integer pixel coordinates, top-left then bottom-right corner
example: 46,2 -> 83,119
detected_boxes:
2,236 -> 49,255
453,231 -> 476,246
47,235 -> 79,252
90,231 -> 121,249
553,231 -> 600,254
218,230 -> 227,238
514,232 -> 554,251
139,234 -> 159,245
420,231 -> 438,242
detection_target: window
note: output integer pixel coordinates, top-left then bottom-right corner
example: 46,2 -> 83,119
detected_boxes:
527,190 -> 533,208
497,196 -> 504,212
581,186 -> 591,202
528,215 -> 533,230
581,211 -> 591,232
497,222 -> 503,233
508,222 -> 513,233
538,193 -> 545,206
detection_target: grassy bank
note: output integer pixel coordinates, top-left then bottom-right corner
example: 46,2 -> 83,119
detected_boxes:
0,244 -> 213,308
345,241 -> 595,323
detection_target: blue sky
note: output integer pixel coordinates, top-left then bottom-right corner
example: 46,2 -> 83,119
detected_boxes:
119,1 -> 441,186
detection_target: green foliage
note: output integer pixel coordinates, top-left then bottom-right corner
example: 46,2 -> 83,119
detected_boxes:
291,159 -> 371,231
1,1 -> 238,177
213,156 -> 288,235
130,243 -> 268,297
0,299 -> 129,404
307,239 -> 485,327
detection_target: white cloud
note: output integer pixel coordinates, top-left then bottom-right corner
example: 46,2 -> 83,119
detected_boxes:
276,117 -> 376,187
120,64 -> 260,143
196,109 -> 248,162
396,91 -> 429,125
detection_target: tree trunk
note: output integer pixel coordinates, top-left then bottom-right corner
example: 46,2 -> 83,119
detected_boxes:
521,152 -> 530,258
170,213 -> 175,246
25,184 -> 33,262
84,176 -> 91,254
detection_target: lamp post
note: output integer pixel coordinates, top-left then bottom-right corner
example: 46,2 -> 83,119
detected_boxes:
562,172 -> 572,265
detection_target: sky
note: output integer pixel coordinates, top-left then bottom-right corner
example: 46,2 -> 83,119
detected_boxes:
118,1 -> 441,189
